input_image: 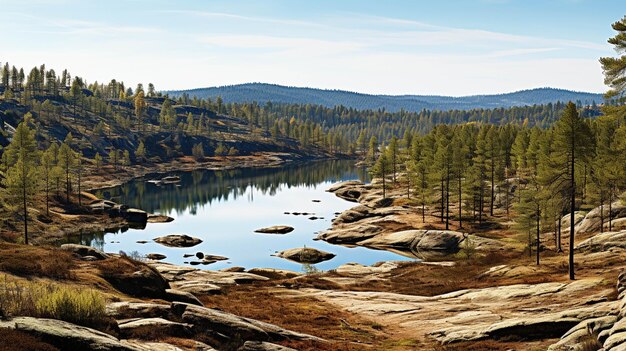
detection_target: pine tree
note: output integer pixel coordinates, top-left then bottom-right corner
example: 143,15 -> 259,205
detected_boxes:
372,144 -> 389,198
41,148 -> 54,216
2,115 -> 40,244
135,141 -> 146,163
58,138 -> 75,203
551,102 -> 595,280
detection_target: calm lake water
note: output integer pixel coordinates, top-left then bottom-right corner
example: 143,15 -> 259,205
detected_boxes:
80,160 -> 412,272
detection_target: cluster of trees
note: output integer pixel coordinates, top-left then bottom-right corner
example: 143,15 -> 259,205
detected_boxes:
1,116 -> 84,244
370,102 -> 623,279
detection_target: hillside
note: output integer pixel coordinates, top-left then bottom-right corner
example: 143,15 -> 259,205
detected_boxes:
167,84 -> 605,112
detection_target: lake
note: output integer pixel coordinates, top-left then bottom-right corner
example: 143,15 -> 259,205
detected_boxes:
82,160 -> 413,272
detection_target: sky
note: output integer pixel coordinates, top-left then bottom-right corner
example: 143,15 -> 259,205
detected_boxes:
0,0 -> 623,96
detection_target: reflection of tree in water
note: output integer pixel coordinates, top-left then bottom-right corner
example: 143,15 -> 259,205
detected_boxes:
94,160 -> 368,215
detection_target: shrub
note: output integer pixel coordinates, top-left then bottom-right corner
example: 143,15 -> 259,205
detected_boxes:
0,276 -> 108,330
35,286 -> 106,328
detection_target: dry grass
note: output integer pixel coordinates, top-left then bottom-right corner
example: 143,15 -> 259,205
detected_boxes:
0,243 -> 75,279
201,286 -> 386,351
0,329 -> 60,351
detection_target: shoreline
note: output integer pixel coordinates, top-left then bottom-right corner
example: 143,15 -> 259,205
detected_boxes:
83,152 -> 345,192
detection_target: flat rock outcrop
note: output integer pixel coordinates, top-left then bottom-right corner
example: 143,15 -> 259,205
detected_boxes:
359,230 -> 465,254
148,262 -> 268,295
0,317 -> 136,351
274,247 -> 336,264
305,277 -> 615,345
549,272 -> 626,351
576,230 -> 626,252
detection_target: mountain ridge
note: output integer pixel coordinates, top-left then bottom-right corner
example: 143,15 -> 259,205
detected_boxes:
166,83 -> 605,112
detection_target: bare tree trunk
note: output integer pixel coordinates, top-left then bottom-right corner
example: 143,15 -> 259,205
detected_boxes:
536,210 -> 540,265
458,175 -> 462,228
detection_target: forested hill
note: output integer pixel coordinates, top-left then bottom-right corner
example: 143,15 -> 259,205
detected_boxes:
167,84 -> 604,112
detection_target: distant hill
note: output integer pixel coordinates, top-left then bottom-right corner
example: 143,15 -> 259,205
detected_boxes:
166,83 -> 605,112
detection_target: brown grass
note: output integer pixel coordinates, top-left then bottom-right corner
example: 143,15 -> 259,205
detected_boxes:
0,243 -> 75,279
201,286 -> 386,351
0,329 -> 60,351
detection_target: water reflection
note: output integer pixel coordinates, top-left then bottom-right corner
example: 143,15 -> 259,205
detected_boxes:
73,160 -> 411,271
94,160 -> 370,215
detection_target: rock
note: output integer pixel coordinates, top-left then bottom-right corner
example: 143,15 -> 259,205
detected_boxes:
145,253 -> 167,260
359,230 -> 465,254
165,289 -> 203,306
332,205 -> 372,224
177,303 -> 270,341
147,214 -> 175,223
254,226 -> 294,234
174,303 -> 325,343
578,201 -> 626,234
274,247 -> 335,264
316,223 -> 382,244
202,254 -> 228,261
327,180 -> 364,193
60,244 -> 109,260
247,268 -> 301,279
238,341 -> 297,351
154,234 -> 202,248
0,317 -> 135,351
106,302 -> 171,320
335,261 -> 403,276
576,230 -> 626,252
121,340 -> 188,351
98,258 -> 170,298
221,266 -> 246,272
124,208 -> 148,223
118,317 -> 193,338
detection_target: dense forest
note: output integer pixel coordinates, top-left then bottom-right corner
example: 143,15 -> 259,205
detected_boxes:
168,83 -> 605,112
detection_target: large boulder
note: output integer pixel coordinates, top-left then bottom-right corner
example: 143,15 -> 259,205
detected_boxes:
577,201 -> 626,234
60,244 -> 109,260
154,235 -> 202,248
315,223 -> 382,244
359,230 -> 465,253
274,247 -> 336,264
96,257 -> 170,298
0,317 -> 135,351
254,226 -> 294,234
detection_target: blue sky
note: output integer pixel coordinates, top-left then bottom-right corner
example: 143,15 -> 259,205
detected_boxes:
0,0 -> 622,95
